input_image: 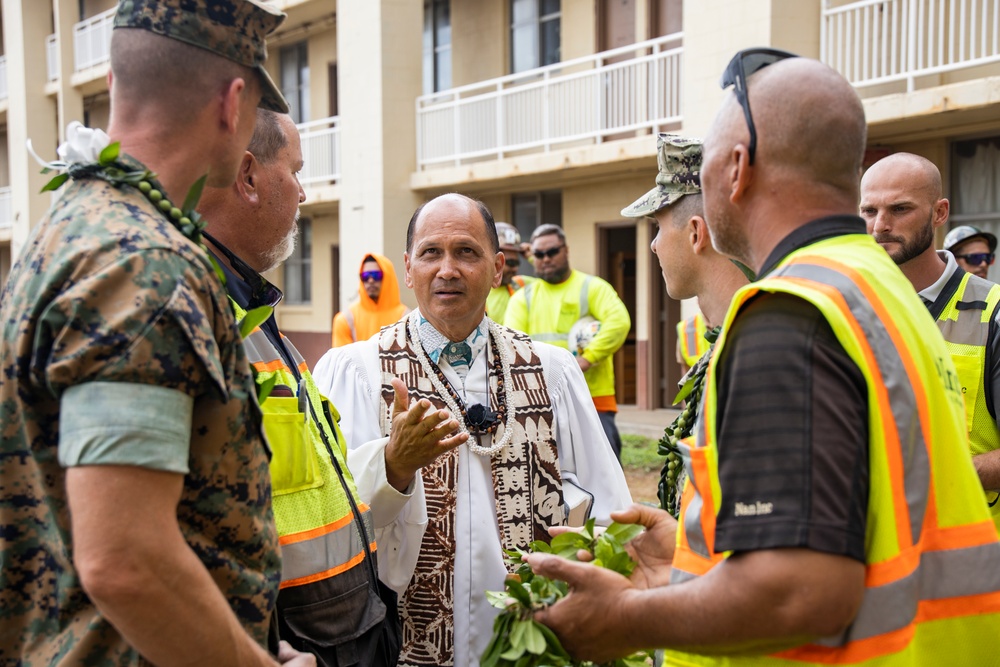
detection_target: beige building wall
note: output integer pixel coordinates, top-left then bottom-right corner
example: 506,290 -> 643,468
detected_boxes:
562,175 -> 648,275
4,0 -> 60,259
336,0 -> 423,314
561,1 -> 595,62
273,210 -> 339,363
452,0 -> 506,87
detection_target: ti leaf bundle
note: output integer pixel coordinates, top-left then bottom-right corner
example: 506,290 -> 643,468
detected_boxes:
481,519 -> 655,667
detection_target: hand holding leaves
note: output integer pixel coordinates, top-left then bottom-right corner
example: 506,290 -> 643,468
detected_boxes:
481,519 -> 654,667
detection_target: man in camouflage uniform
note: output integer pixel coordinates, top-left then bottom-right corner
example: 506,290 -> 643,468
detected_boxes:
620,134 -> 748,515
0,1 -> 313,665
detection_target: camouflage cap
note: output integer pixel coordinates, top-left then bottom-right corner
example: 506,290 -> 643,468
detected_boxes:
114,0 -> 289,113
621,133 -> 702,218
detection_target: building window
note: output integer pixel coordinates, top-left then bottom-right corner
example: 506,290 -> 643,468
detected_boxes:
951,137 -> 1000,282
511,190 -> 562,275
281,41 -> 310,124
511,0 -> 560,73
423,0 -> 452,94
284,218 -> 312,304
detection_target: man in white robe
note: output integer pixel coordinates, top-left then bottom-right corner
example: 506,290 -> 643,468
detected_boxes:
313,193 -> 632,667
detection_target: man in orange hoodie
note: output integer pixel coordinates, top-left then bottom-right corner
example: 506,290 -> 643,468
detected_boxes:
332,253 -> 408,346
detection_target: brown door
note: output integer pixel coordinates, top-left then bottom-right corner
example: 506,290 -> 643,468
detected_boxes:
597,0 -> 638,141
599,224 -> 637,406
650,0 -> 682,37
598,0 -> 637,59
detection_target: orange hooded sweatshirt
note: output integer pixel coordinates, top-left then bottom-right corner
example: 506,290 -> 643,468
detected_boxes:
332,253 -> 408,347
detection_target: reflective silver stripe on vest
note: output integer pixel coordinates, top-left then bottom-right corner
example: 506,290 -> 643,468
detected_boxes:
815,539 -> 1000,646
939,275 -> 1000,347
243,329 -> 306,369
678,434 -> 710,561
781,263 -> 932,546
531,333 -> 569,343
679,261 -> 931,562
524,276 -> 592,341
281,511 -> 376,584
684,319 -> 699,357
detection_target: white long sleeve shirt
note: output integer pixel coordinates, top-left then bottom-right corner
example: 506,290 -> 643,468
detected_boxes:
312,324 -> 632,667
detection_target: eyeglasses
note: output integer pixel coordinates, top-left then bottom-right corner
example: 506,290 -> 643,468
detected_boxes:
532,245 -> 564,260
956,252 -> 996,267
504,258 -> 521,268
720,47 -> 798,165
360,270 -> 383,282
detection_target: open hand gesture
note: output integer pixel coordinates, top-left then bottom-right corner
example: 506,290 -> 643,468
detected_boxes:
384,377 -> 468,491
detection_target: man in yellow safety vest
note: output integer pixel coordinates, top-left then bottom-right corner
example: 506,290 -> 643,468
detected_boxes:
862,152 -> 1000,534
526,50 -> 1000,665
198,109 -> 398,666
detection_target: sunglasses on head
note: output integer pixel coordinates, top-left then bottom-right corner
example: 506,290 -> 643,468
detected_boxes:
533,245 -> 564,260
720,47 -> 798,165
360,270 -> 383,282
956,252 -> 996,267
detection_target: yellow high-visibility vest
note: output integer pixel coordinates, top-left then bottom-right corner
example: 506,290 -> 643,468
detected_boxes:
669,233 -> 1000,665
935,270 -> 1000,534
677,313 -> 710,368
231,299 -> 376,593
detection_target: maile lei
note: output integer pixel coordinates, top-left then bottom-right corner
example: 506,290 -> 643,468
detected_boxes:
656,327 -> 720,517
32,122 -> 276,402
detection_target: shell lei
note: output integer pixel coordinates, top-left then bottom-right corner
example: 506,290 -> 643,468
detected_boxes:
406,312 -> 516,457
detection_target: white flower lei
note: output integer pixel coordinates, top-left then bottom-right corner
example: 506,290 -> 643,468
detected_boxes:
406,312 -> 515,457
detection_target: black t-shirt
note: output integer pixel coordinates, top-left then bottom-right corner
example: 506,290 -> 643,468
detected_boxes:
711,216 -> 870,563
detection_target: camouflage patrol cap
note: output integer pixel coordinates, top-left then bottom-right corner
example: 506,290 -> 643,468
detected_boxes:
621,133 -> 702,218
114,0 -> 289,113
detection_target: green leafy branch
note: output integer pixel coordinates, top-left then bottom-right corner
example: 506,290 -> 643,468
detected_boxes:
482,519 -> 654,667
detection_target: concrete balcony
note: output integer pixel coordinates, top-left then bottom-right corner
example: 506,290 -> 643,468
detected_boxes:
47,34 -> 59,82
0,187 -> 12,231
73,7 -> 115,74
415,33 -> 683,173
822,0 -> 1000,93
298,115 -> 340,205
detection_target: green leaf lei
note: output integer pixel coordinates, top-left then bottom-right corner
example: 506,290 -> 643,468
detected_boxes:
41,141 -> 209,246
41,142 -> 275,405
482,519 -> 656,667
657,327 -> 720,518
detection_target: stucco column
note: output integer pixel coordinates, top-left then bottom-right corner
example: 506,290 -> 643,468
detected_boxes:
336,0 -> 423,309
3,0 -> 59,259
55,0 -> 85,142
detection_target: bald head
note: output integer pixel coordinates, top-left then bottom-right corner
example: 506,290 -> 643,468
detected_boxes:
860,153 -> 948,269
742,58 -> 867,196
861,153 -> 942,201
406,194 -> 499,253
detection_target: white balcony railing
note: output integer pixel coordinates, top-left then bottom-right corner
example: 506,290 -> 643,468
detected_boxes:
297,116 -> 340,187
0,187 -> 12,230
416,33 -> 683,169
822,0 -> 1000,90
47,34 -> 59,82
74,6 -> 116,73
0,56 -> 7,101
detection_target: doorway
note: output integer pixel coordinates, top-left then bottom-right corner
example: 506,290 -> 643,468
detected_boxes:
598,223 -> 637,405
